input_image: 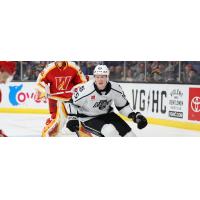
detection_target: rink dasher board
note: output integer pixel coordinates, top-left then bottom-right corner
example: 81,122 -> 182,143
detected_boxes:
0,82 -> 200,131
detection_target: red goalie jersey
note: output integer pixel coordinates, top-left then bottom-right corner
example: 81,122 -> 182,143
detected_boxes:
36,61 -> 87,100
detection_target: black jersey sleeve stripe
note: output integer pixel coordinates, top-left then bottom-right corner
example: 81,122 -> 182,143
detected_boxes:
69,104 -> 72,113
111,88 -> 123,94
68,113 -> 78,116
77,107 -> 114,118
116,101 -> 130,111
74,90 -> 96,103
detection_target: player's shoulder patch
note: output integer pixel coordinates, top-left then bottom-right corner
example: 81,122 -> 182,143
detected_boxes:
78,80 -> 94,93
73,80 -> 95,101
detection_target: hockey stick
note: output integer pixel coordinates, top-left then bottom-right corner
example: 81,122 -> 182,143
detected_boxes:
81,122 -> 105,137
75,129 -> 80,137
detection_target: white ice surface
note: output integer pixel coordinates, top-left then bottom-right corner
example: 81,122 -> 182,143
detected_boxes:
0,113 -> 199,137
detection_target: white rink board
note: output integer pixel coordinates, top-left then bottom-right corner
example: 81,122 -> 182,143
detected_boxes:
121,83 -> 200,123
1,82 -> 200,125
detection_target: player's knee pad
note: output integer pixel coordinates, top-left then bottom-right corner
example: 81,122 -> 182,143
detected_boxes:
101,124 -> 120,137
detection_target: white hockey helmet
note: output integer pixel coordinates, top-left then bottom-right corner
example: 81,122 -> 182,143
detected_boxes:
93,65 -> 109,76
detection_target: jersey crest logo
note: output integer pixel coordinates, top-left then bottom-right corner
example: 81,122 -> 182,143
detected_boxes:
55,76 -> 71,90
93,100 -> 112,110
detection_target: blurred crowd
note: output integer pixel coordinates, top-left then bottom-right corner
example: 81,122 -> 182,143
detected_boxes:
13,61 -> 200,84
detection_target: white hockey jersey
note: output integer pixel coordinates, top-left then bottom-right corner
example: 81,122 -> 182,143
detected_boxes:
65,80 -> 134,122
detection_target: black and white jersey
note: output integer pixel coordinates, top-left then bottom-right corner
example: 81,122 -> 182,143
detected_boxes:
65,80 -> 133,122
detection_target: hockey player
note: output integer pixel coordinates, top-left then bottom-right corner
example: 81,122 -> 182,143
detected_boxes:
35,61 -> 87,137
66,65 -> 148,137
0,61 -> 16,84
0,61 -> 16,137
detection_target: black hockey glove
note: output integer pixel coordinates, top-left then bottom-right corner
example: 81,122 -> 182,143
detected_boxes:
66,117 -> 79,132
129,112 -> 148,129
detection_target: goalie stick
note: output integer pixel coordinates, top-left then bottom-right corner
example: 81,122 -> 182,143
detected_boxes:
47,90 -> 73,97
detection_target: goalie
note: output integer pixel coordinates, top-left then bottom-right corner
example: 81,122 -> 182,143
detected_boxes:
65,65 -> 148,137
35,61 -> 87,137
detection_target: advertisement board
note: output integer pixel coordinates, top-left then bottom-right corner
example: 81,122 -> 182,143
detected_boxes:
188,88 -> 200,121
1,82 -> 200,126
120,83 -> 200,123
0,82 -> 48,110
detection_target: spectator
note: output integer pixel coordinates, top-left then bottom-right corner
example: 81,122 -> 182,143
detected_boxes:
186,61 -> 200,74
165,61 -> 178,83
23,65 -> 35,81
188,69 -> 200,84
126,61 -> 138,72
13,62 -> 21,81
113,65 -> 124,81
145,62 -> 153,82
123,68 -> 134,82
80,61 -> 94,75
183,64 -> 193,83
108,65 -> 116,81
133,62 -> 145,82
151,63 -> 165,82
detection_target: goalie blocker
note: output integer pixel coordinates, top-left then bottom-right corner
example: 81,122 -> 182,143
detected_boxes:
66,65 -> 148,137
